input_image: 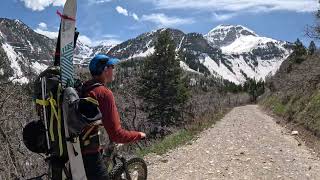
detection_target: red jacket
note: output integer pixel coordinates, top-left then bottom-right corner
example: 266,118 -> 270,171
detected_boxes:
83,80 -> 141,146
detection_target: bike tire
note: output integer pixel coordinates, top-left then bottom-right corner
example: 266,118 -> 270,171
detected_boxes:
109,157 -> 147,180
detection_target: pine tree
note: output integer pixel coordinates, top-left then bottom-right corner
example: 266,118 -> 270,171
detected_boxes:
294,39 -> 307,55
308,41 -> 317,55
138,30 -> 189,126
243,78 -> 265,102
292,38 -> 307,63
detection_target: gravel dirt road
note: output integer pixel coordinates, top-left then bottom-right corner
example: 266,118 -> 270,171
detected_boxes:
146,105 -> 320,180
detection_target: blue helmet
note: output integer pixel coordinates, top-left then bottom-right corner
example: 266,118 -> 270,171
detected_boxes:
89,54 -> 119,76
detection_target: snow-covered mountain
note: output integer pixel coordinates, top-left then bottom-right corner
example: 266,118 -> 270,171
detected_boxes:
0,18 -> 292,84
102,25 -> 292,84
202,24 -> 292,84
74,40 -> 94,66
0,18 -> 117,82
0,18 -> 55,83
74,41 -> 117,67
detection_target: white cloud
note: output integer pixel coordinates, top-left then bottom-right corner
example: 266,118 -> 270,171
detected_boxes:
116,6 -> 129,16
38,22 -> 47,30
52,0 -> 65,6
35,29 -> 58,39
33,25 -> 120,47
20,0 -> 66,11
132,13 -> 139,21
34,22 -> 58,39
141,13 -> 194,27
144,0 -> 318,13
78,35 -> 93,46
102,34 -> 119,38
78,35 -> 122,47
213,12 -> 237,21
115,6 -> 140,21
88,0 -> 112,4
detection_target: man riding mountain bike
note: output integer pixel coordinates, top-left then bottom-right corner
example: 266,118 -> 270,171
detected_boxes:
81,54 -> 146,180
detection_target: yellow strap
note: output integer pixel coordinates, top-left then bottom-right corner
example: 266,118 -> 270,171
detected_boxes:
48,87 -> 64,156
84,97 -> 99,105
36,99 -> 49,106
49,93 -> 56,142
82,126 -> 96,141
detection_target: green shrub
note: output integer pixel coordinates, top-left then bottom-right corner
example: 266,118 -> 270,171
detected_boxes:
297,91 -> 320,135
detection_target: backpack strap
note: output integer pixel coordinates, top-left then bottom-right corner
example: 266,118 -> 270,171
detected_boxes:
79,83 -> 104,148
80,82 -> 103,98
81,120 -> 103,141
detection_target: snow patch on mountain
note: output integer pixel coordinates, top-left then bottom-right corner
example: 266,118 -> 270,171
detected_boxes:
2,42 -> 29,83
200,54 -> 241,83
14,19 -> 22,24
32,61 -> 48,74
233,55 -> 288,81
221,35 -> 278,54
26,40 -> 35,52
74,40 -> 98,65
177,36 -> 185,51
255,56 -> 288,79
75,41 -> 93,57
180,61 -> 200,74
0,30 -> 4,38
34,29 -> 58,39
130,46 -> 155,59
201,52 -> 291,84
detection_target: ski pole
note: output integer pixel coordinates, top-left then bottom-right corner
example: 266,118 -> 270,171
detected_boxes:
41,77 -> 51,152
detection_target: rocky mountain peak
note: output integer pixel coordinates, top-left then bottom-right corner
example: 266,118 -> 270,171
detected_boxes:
204,24 -> 258,47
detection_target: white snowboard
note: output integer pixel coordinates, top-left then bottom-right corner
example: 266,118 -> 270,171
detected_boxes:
63,88 -> 87,180
60,0 -> 87,179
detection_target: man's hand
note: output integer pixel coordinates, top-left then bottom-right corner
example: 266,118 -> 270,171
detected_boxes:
139,132 -> 146,139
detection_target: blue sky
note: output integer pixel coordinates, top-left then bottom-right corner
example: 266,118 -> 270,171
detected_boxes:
0,0 -> 319,46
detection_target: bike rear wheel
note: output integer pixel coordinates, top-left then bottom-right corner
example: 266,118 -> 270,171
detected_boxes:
109,157 -> 147,180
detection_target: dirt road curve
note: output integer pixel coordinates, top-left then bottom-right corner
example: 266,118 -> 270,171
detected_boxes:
146,105 -> 320,180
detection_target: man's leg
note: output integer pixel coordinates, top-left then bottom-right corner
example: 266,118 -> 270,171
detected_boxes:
83,153 -> 109,180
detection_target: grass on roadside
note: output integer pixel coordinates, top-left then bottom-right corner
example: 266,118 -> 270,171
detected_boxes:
136,110 -> 227,157
260,95 -> 286,116
260,92 -> 320,137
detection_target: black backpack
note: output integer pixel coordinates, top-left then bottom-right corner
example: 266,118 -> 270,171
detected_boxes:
23,66 -> 103,158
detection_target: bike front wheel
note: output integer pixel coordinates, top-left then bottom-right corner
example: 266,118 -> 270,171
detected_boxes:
110,157 -> 147,180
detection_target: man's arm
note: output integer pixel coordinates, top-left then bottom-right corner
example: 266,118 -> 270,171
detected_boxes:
96,87 -> 143,143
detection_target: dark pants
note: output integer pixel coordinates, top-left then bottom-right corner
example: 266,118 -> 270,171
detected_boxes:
83,153 -> 109,180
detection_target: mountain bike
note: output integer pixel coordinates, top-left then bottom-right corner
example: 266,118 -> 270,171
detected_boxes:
27,142 -> 147,180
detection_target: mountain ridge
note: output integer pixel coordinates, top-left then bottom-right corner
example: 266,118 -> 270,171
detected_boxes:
0,18 -> 293,84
